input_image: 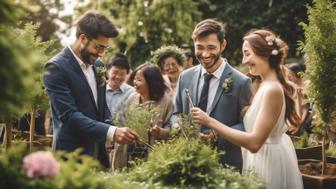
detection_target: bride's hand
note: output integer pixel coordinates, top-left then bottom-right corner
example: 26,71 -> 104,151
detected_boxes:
191,107 -> 210,126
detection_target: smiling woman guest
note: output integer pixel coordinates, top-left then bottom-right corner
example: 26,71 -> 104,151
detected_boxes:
112,63 -> 174,169
151,45 -> 186,92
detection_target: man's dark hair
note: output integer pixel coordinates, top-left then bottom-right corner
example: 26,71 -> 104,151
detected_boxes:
75,10 -> 118,39
107,53 -> 131,73
192,19 -> 225,43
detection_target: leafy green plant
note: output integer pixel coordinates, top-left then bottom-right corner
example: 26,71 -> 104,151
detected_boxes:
327,141 -> 336,158
115,104 -> 159,142
0,143 -> 57,189
112,138 -> 265,189
16,23 -> 56,151
54,150 -> 107,189
0,1 -> 43,149
299,0 -> 336,174
171,114 -> 200,139
293,132 -> 319,148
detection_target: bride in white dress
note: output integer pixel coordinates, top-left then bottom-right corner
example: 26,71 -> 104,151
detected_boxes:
191,29 -> 303,189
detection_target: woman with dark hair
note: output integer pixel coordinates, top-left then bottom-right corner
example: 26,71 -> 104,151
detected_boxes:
111,63 -> 174,169
127,63 -> 173,134
191,29 -> 303,189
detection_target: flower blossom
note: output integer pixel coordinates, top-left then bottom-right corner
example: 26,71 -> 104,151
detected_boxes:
23,151 -> 60,179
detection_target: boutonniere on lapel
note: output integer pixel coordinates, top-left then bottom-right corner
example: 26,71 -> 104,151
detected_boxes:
96,67 -> 107,86
222,77 -> 234,93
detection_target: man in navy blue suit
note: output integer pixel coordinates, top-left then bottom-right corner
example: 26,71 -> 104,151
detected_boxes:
43,10 -> 139,167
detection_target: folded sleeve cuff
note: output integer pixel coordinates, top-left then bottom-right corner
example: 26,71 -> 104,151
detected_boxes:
107,126 -> 117,142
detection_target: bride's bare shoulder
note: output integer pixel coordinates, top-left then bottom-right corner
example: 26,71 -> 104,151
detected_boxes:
260,82 -> 283,99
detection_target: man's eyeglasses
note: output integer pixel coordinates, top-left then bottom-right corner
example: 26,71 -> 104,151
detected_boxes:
90,39 -> 111,52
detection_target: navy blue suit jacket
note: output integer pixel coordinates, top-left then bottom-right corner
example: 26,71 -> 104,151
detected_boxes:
43,47 -> 112,166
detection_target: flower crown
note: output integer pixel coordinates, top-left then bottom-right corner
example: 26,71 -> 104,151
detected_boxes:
265,35 -> 281,55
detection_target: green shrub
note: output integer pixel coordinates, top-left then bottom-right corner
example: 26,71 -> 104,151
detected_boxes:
0,143 -> 58,189
0,143 -> 110,189
112,138 -> 265,189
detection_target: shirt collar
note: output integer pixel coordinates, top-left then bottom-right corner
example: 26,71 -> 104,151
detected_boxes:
106,83 -> 125,93
68,45 -> 92,70
201,58 -> 227,79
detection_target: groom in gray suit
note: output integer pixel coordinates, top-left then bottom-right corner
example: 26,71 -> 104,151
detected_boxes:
172,19 -> 252,170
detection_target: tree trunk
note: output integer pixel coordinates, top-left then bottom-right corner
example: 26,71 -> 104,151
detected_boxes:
322,136 -> 326,175
4,121 -> 12,150
29,108 -> 37,152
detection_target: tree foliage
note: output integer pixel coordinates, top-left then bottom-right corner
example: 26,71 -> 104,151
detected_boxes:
201,0 -> 312,65
300,0 -> 336,130
20,0 -> 71,51
0,1 -> 40,121
76,0 -> 203,67
19,23 -> 56,111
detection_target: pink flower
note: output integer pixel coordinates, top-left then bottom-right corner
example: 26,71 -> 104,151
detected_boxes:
23,151 -> 60,179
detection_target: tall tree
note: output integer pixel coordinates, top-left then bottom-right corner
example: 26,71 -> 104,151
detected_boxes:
0,1 -> 42,148
300,0 -> 336,174
21,0 -> 71,50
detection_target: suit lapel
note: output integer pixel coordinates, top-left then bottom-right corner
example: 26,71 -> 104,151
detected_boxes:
93,66 -> 104,114
192,65 -> 202,106
64,47 -> 98,113
209,62 -> 233,115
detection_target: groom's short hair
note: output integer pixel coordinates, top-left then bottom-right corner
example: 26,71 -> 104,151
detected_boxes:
192,19 -> 226,43
75,10 -> 118,39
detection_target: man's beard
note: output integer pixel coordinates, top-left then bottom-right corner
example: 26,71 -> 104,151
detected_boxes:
79,43 -> 98,65
197,51 -> 222,70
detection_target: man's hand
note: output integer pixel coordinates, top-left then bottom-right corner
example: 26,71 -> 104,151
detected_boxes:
114,127 -> 139,144
172,123 -> 181,133
149,125 -> 161,137
199,132 -> 217,143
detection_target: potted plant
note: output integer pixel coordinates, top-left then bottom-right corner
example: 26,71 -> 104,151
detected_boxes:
299,0 -> 336,188
292,132 -> 325,160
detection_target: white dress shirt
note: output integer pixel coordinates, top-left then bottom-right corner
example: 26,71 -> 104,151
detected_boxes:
198,58 -> 227,114
68,46 -> 98,106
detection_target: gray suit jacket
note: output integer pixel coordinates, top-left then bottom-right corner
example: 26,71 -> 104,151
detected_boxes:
172,60 -> 252,170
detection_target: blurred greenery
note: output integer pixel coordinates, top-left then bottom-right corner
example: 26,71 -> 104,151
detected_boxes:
300,0 -> 336,134
20,0 -> 71,50
73,0 -> 311,67
76,0 -> 203,68
201,0 -> 312,65
0,1 -> 40,122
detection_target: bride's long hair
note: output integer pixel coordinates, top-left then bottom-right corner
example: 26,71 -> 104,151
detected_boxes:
242,29 -> 300,129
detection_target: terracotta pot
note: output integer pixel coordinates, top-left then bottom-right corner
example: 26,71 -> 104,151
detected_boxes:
298,159 -> 336,189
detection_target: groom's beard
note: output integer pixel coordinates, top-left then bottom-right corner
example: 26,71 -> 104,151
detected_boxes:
80,43 -> 98,65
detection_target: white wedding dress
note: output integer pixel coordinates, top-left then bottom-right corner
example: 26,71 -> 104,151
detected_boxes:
242,83 -> 303,189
